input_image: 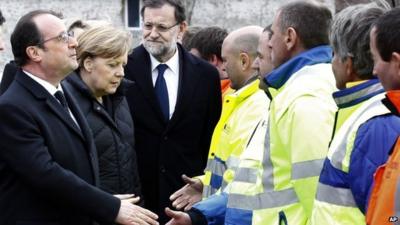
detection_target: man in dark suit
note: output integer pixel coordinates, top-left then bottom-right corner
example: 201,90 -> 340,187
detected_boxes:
0,10 -> 158,225
124,0 -> 222,223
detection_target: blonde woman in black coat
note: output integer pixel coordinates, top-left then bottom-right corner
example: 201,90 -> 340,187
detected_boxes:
63,25 -> 143,206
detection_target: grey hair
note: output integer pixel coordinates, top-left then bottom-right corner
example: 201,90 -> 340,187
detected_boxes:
330,1 -> 390,78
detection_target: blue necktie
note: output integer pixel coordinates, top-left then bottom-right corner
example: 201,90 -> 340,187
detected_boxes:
155,64 -> 169,122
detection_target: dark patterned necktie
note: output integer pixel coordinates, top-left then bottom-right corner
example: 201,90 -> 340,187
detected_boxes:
154,64 -> 170,122
54,90 -> 69,113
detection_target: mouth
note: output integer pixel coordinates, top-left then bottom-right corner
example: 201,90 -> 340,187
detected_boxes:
110,81 -> 120,86
146,40 -> 162,44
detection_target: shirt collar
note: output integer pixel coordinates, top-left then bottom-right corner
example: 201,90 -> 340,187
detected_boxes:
149,46 -> 179,75
23,70 -> 63,95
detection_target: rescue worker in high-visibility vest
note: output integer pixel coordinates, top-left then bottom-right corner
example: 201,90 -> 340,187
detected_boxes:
168,25 -> 270,213
365,7 -> 400,225
311,3 -> 400,225
165,2 -> 337,225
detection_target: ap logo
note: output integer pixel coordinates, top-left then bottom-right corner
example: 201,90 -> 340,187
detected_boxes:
389,216 -> 399,223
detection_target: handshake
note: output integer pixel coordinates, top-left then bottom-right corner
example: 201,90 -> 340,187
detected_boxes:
114,174 -> 202,225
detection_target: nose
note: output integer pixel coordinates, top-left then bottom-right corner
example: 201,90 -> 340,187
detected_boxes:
68,36 -> 78,48
116,65 -> 125,77
252,57 -> 260,70
267,39 -> 273,49
221,62 -> 227,72
148,28 -> 160,39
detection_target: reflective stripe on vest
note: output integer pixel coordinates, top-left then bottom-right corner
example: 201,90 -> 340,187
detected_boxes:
204,157 -> 226,177
202,185 -> 217,198
292,159 -> 325,180
203,157 -> 226,198
226,156 -> 240,169
234,167 -> 258,183
329,93 -> 389,172
316,183 -> 357,207
228,189 -> 298,210
203,155 -> 241,197
227,118 -> 299,210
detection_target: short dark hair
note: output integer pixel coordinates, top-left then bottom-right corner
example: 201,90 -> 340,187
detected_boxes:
10,10 -> 62,66
141,0 -> 186,23
68,19 -> 88,33
182,26 -> 202,50
279,1 -> 332,49
0,9 -> 5,26
188,26 -> 228,61
373,7 -> 400,62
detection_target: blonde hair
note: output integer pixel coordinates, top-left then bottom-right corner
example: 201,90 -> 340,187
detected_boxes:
76,25 -> 133,68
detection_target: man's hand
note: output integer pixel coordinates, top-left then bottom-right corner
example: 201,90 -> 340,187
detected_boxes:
115,199 -> 159,225
170,174 -> 203,211
114,194 -> 140,204
165,207 -> 192,225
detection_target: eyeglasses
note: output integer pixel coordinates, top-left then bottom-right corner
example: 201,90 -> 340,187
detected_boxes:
142,22 -> 180,33
39,31 -> 74,45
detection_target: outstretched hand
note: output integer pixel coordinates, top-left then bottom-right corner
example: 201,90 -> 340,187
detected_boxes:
170,174 -> 203,211
115,199 -> 159,225
165,207 -> 192,225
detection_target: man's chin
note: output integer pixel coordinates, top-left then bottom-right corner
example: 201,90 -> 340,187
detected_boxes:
144,46 -> 165,58
71,62 -> 79,71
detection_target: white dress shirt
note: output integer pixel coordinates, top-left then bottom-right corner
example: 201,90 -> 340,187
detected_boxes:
149,48 -> 179,119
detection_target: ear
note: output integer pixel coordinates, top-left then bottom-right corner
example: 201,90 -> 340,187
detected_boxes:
83,57 -> 93,73
178,21 -> 188,38
285,27 -> 298,51
26,46 -> 42,63
392,52 -> 400,77
344,57 -> 356,81
392,52 -> 400,67
209,54 -> 219,67
239,52 -> 250,71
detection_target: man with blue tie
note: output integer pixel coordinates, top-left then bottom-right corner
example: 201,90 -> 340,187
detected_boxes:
124,0 -> 222,223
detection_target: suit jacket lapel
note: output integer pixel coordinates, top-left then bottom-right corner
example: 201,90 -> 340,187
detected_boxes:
167,45 -> 201,131
16,71 -> 100,185
16,71 -> 84,139
127,45 -> 168,123
63,85 -> 100,185
45,98 -> 84,139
